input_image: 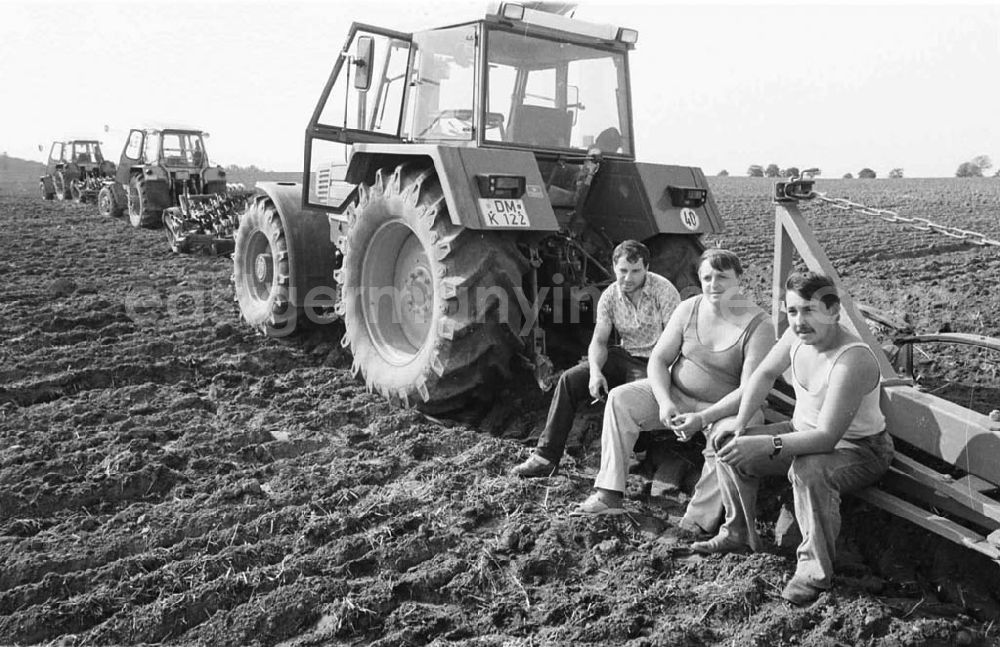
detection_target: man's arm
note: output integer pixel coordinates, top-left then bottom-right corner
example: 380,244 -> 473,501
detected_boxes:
731,325 -> 795,433
646,299 -> 691,424
587,315 -> 614,399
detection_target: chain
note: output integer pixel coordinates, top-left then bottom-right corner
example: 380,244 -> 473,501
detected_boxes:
810,192 -> 1000,247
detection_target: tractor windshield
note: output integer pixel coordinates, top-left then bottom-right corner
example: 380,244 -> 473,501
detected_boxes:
161,132 -> 207,167
484,28 -> 632,155
70,142 -> 102,164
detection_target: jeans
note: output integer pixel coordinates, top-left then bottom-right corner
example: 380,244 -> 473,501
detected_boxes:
715,422 -> 894,589
534,346 -> 647,463
594,378 -> 765,533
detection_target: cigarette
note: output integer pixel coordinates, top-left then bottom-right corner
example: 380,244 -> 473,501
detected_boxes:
590,397 -> 603,405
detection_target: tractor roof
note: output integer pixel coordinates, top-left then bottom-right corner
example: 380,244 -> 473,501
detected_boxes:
136,122 -> 209,135
481,2 -> 637,48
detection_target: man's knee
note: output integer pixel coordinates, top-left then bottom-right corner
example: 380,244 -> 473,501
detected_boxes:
788,454 -> 830,485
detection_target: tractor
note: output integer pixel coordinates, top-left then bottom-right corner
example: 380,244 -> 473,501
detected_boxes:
39,140 -> 116,203
233,3 -> 718,411
98,125 -> 251,253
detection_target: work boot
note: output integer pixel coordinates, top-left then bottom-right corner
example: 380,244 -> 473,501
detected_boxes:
690,533 -> 751,555
781,577 -> 825,606
510,454 -> 558,478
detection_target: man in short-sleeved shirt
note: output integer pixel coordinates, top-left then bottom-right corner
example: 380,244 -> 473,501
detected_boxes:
511,240 -> 681,478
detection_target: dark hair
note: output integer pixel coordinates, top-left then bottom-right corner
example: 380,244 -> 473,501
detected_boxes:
699,248 -> 743,276
785,271 -> 840,307
612,240 -> 650,267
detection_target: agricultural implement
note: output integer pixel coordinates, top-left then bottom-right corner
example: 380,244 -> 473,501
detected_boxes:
99,125 -> 250,254
767,177 -> 1000,567
233,3 -> 715,410
39,140 -> 115,203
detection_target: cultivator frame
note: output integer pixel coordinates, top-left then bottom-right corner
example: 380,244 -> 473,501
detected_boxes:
767,189 -> 1000,564
162,186 -> 254,254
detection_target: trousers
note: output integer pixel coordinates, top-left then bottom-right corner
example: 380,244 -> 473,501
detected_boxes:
594,378 -> 764,533
535,346 -> 647,463
715,422 -> 893,588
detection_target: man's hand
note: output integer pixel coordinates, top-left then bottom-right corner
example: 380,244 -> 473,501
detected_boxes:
658,401 -> 680,429
717,435 -> 772,469
669,412 -> 703,442
589,372 -> 609,401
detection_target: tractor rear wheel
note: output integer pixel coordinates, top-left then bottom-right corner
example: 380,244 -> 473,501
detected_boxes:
232,198 -> 296,336
40,180 -> 54,201
645,234 -> 705,299
339,163 -> 527,411
98,186 -> 124,217
128,176 -> 162,228
54,171 -> 71,201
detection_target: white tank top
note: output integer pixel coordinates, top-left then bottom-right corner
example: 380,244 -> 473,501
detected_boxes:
790,340 -> 885,440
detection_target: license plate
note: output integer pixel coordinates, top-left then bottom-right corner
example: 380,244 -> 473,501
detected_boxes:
175,171 -> 190,180
478,198 -> 530,228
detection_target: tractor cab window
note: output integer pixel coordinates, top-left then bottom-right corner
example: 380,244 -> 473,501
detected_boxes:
144,132 -> 161,165
49,142 -> 65,164
161,133 -> 204,167
317,31 -> 410,136
404,24 -> 477,142
124,131 -> 144,161
485,29 -> 632,155
71,142 -> 100,164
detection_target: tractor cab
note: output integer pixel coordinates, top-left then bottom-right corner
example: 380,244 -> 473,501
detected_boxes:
40,139 -> 113,202
304,3 -> 638,215
115,127 -> 228,206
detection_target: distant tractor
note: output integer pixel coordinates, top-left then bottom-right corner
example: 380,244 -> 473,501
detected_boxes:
40,140 -> 116,203
99,125 -> 250,253
233,3 -> 721,411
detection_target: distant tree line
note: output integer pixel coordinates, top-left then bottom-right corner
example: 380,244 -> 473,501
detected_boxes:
734,156 -> 999,179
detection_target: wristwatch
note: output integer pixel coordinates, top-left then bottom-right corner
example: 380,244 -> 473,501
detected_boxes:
769,436 -> 783,459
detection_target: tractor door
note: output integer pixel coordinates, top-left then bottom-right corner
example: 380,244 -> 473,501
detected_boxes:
46,142 -> 64,174
116,129 -> 145,185
305,24 -> 412,211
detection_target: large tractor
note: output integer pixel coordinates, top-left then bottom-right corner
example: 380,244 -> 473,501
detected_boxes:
40,140 -> 116,203
99,125 -> 250,253
233,4 -> 721,411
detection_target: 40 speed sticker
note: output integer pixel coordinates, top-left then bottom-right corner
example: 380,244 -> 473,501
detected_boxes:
680,208 -> 700,230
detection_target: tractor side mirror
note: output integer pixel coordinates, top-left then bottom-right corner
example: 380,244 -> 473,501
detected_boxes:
354,36 -> 374,91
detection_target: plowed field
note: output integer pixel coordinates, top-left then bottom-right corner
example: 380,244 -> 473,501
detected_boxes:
2,176 -> 999,647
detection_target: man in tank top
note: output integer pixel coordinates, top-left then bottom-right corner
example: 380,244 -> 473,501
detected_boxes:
510,240 -> 681,478
694,271 -> 893,606
572,249 -> 775,542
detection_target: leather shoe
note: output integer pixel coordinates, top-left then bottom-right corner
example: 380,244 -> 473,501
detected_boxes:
510,454 -> 558,478
571,493 -> 625,516
781,578 -> 825,606
690,534 -> 751,555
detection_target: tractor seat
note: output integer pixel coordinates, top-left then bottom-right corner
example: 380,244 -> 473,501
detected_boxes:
509,105 -> 571,148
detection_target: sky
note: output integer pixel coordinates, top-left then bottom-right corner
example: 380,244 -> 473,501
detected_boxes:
1,0 -> 998,178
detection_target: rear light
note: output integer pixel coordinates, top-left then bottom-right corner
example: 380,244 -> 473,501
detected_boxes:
666,186 -> 707,208
477,174 -> 525,199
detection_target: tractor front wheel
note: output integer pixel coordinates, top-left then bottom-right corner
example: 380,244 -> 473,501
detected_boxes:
339,163 -> 527,411
128,176 -> 162,228
70,180 -> 84,203
98,186 -> 124,217
232,198 -> 296,336
54,171 -> 71,201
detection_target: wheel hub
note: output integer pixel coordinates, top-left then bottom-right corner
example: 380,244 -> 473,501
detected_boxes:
254,253 -> 273,284
402,267 -> 433,321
